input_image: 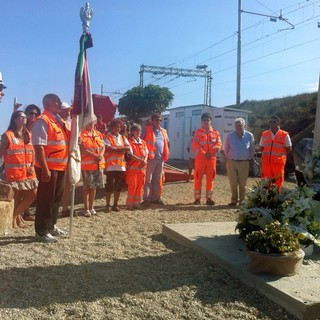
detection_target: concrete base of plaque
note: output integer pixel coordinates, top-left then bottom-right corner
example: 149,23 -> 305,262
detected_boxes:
0,201 -> 14,234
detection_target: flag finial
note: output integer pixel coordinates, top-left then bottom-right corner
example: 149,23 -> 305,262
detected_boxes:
80,2 -> 93,32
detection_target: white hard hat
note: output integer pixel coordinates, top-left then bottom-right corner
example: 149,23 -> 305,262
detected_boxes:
0,72 -> 7,89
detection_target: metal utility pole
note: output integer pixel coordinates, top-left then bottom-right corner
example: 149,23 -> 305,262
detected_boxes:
237,1 -> 294,108
139,64 -> 212,106
100,84 -> 123,97
236,0 -> 242,108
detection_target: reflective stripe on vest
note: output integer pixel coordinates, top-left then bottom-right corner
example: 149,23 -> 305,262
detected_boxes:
192,127 -> 221,158
35,110 -> 69,171
261,130 -> 288,165
80,129 -> 105,170
104,133 -> 126,169
3,130 -> 36,182
144,125 -> 169,161
127,138 -> 147,172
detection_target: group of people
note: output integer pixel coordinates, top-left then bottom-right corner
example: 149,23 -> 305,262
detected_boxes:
0,92 -> 172,243
188,113 -> 291,206
0,73 -> 292,243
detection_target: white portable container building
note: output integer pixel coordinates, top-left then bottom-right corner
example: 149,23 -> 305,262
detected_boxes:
167,104 -> 251,161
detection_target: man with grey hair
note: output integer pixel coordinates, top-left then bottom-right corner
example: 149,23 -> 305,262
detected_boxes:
223,118 -> 255,206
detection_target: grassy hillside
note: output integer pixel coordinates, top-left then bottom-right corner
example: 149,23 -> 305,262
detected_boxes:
232,92 -> 317,144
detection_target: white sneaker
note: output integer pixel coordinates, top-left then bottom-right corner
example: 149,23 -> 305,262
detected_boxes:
90,208 -> 97,216
35,233 -> 58,243
51,225 -> 66,237
84,209 -> 91,217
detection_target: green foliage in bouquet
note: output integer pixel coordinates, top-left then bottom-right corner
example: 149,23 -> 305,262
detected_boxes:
303,145 -> 320,181
245,222 -> 301,254
236,179 -> 291,238
236,179 -> 320,246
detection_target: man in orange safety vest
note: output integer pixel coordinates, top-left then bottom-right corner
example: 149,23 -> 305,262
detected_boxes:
259,115 -> 292,190
192,112 -> 221,205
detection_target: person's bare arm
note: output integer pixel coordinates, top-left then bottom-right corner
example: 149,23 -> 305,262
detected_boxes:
0,134 -> 9,158
33,145 -> 51,182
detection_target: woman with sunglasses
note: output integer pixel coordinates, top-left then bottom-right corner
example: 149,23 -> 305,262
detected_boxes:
0,110 -> 38,228
25,104 -> 41,131
22,104 -> 41,221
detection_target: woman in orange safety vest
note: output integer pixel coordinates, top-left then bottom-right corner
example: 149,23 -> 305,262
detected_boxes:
104,118 -> 131,212
125,123 -> 148,210
0,111 -> 38,228
80,118 -> 105,217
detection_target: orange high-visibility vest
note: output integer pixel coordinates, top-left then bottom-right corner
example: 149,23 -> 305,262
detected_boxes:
261,129 -> 288,165
127,137 -> 147,172
80,129 -> 105,170
4,130 -> 36,182
104,133 -> 126,169
34,110 -> 69,171
144,125 -> 169,161
192,127 -> 221,158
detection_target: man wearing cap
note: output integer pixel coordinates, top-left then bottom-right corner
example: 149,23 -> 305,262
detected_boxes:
59,101 -> 72,130
192,112 -> 221,205
32,94 -> 69,243
0,72 -> 7,103
57,101 -> 73,217
223,118 -> 255,206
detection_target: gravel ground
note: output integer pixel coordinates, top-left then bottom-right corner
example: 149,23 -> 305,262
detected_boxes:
0,174 -> 298,320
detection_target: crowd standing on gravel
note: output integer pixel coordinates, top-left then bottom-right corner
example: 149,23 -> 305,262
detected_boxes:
0,77 -> 292,243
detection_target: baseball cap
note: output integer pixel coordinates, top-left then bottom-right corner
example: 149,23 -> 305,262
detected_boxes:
61,102 -> 71,110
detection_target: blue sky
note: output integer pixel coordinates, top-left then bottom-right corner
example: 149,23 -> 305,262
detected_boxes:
1,0 -> 319,130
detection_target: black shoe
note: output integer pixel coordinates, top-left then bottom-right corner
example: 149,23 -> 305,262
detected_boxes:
228,202 -> 237,207
193,199 -> 201,205
206,199 -> 215,206
151,199 -> 164,205
141,200 -> 151,207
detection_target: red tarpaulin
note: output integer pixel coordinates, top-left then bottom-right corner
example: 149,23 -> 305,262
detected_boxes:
92,94 -> 116,124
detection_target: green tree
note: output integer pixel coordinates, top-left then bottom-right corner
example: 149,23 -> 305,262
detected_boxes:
118,84 -> 174,122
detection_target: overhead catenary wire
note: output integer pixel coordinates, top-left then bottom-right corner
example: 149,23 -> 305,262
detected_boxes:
114,0 -> 320,106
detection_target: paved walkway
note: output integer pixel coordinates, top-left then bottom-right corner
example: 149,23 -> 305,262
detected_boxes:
163,221 -> 320,320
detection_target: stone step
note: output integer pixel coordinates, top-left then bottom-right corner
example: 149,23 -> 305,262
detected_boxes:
162,221 -> 320,320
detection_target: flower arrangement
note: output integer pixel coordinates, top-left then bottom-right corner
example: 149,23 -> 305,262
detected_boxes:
236,179 -> 320,246
303,145 -> 320,181
245,222 -> 300,254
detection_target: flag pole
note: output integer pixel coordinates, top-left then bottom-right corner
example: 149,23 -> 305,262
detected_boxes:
69,2 -> 94,237
69,183 -> 75,237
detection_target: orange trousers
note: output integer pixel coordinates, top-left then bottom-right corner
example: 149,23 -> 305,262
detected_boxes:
126,170 -> 146,207
261,162 -> 284,190
194,157 -> 216,200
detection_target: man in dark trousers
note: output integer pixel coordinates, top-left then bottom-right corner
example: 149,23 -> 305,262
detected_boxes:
32,94 -> 69,243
